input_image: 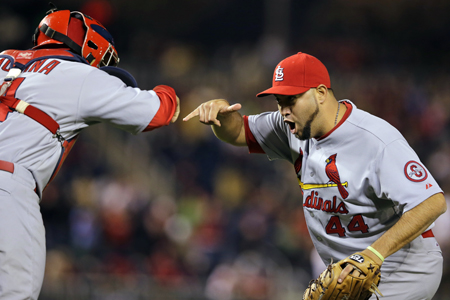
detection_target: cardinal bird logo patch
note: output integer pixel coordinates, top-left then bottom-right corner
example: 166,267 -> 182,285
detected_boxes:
325,154 -> 349,199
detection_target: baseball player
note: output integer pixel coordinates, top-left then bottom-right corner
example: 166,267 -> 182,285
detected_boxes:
0,7 -> 180,299
183,52 -> 446,299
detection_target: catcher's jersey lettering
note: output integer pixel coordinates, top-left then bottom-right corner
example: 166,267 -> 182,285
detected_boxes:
3,77 -> 25,98
0,48 -> 174,198
0,58 -> 11,71
25,59 -> 47,73
23,60 -> 60,75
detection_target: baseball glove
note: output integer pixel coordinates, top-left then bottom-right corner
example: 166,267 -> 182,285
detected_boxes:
303,252 -> 383,300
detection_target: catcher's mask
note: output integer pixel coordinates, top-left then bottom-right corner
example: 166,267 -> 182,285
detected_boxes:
32,8 -> 119,68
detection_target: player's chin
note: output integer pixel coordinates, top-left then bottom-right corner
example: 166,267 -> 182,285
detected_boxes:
295,126 -> 311,140
294,133 -> 304,140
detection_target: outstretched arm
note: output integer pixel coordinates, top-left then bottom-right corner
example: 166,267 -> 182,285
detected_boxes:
143,85 -> 180,131
183,99 -> 247,146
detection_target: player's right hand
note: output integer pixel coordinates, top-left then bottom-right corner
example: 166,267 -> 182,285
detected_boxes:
182,99 -> 241,127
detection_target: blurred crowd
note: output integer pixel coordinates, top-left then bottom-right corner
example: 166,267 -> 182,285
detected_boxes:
2,0 -> 450,299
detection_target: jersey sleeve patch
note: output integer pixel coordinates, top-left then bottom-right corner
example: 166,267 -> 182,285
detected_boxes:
404,160 -> 428,182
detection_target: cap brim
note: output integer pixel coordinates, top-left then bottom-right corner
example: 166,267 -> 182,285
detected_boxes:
256,86 -> 310,97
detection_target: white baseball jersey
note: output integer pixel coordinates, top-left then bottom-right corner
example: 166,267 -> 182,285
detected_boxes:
244,100 -> 443,276
0,49 -> 176,197
0,48 -> 177,299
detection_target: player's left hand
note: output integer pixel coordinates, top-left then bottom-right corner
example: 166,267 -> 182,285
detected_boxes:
337,248 -> 383,283
303,252 -> 383,300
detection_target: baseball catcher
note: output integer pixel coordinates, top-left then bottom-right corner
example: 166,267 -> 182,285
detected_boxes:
0,4 -> 180,299
303,251 -> 383,300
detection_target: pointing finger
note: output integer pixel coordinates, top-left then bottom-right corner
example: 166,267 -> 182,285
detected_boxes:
183,108 -> 200,122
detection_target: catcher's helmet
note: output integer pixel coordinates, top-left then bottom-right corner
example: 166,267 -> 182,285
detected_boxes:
32,9 -> 119,68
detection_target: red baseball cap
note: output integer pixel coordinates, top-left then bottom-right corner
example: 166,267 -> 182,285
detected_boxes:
256,52 -> 331,97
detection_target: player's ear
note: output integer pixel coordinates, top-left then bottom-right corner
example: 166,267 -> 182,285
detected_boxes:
315,84 -> 328,104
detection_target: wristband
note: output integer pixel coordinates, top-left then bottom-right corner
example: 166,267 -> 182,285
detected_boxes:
367,246 -> 385,262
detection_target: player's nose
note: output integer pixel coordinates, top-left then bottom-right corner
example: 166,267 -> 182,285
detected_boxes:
279,105 -> 292,117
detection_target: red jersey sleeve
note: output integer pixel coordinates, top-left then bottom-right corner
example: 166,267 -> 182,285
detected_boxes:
243,115 -> 265,154
143,85 -> 177,132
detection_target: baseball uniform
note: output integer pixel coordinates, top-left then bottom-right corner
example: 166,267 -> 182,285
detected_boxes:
0,49 -> 178,299
244,100 -> 443,299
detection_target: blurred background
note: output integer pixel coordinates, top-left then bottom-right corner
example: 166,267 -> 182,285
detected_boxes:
2,0 -> 450,299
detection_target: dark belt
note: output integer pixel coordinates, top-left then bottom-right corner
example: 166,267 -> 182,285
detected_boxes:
422,229 -> 434,238
0,160 -> 14,173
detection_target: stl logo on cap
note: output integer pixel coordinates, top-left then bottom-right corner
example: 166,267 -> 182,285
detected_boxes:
274,65 -> 284,81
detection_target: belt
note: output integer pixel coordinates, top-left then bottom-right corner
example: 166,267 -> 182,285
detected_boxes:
0,160 -> 40,197
0,160 -> 14,173
422,229 -> 434,238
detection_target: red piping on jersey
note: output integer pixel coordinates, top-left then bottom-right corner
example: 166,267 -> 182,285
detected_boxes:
143,85 -> 178,131
244,115 -> 265,154
317,101 -> 353,141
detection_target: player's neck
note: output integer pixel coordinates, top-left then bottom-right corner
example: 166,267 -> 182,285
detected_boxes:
314,100 -> 346,139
